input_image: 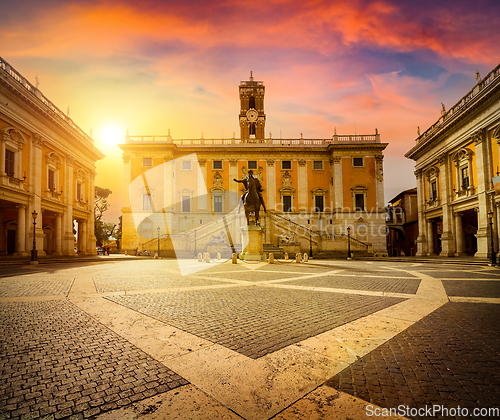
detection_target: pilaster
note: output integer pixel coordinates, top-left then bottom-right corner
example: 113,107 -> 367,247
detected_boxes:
266,159 -> 276,211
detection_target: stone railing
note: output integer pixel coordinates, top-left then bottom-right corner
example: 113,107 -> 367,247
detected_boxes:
0,56 -> 94,144
416,64 -> 500,144
126,133 -> 380,146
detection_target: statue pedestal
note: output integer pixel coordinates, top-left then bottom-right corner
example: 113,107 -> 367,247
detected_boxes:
239,226 -> 265,261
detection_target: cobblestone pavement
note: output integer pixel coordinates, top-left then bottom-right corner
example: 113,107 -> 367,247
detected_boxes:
0,299 -> 187,420
1,258 -> 499,419
107,287 -> 404,359
326,302 -> 500,419
286,275 -> 421,294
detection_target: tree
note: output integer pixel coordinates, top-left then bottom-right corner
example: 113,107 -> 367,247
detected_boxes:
115,215 -> 122,250
94,186 -> 115,247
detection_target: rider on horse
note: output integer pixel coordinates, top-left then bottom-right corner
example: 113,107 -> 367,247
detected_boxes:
233,170 -> 266,214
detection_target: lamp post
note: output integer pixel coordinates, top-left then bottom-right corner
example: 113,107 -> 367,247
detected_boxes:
488,211 -> 495,266
157,226 -> 160,258
308,219 -> 313,258
194,228 -> 197,258
30,210 -> 38,265
347,226 -> 352,260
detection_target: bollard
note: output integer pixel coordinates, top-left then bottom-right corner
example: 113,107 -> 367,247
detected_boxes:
232,253 -> 238,264
217,252 -> 221,260
295,253 -> 302,263
154,252 -> 158,259
303,253 -> 308,262
125,251 -> 127,256
198,253 -> 203,262
284,252 -> 288,260
205,253 -> 211,263
269,253 -> 275,264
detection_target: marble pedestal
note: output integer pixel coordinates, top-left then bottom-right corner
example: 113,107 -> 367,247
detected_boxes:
239,226 -> 265,261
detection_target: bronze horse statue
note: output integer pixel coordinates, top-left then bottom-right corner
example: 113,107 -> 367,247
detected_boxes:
244,175 -> 263,226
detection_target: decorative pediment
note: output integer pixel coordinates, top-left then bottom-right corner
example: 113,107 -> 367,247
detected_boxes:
424,166 -> 439,179
1,127 -> 27,148
76,168 -> 87,181
213,171 -> 223,188
452,148 -> 473,164
46,152 -> 62,169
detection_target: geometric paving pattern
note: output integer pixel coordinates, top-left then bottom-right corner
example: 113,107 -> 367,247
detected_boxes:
0,300 -> 188,419
107,287 -> 405,358
0,277 -> 74,297
442,280 -> 500,298
326,302 -> 500,416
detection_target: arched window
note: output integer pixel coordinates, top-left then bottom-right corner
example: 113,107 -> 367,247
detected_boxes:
249,123 -> 256,137
249,96 -> 256,109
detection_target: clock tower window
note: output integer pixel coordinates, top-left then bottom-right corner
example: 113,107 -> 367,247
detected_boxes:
249,123 -> 256,137
249,96 -> 256,109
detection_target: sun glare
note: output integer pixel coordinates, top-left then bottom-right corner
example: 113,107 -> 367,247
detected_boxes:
100,125 -> 124,145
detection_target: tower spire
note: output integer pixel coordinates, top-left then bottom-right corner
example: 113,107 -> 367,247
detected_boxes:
250,70 -> 254,81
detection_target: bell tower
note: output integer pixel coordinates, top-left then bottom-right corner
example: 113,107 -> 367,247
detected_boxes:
239,71 -> 266,140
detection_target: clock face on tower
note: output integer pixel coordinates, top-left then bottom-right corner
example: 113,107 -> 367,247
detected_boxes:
246,109 -> 258,122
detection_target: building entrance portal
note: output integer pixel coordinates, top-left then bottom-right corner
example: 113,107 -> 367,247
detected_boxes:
461,210 -> 478,256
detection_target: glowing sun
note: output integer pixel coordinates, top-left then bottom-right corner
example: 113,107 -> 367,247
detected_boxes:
100,125 -> 124,145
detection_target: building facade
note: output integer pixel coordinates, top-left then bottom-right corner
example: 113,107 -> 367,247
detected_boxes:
406,64 -> 500,258
0,57 -> 104,256
119,74 -> 388,257
386,188 -> 418,257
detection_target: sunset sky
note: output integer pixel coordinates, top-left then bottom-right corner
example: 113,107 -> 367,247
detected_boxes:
2,0 -> 499,223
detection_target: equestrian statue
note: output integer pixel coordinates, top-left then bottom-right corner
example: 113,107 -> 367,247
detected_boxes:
233,170 -> 267,226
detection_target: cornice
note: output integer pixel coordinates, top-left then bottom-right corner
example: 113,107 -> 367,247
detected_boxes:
0,75 -> 104,162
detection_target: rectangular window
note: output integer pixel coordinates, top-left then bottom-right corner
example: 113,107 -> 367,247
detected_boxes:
5,149 -> 15,177
462,167 -> 469,189
248,160 -> 257,170
314,195 -> 324,212
77,183 -> 82,201
431,181 -> 437,200
143,194 -> 151,210
48,169 -> 55,191
143,158 -> 153,167
213,160 -> 223,170
182,196 -> 190,212
283,195 -> 292,212
213,195 -> 223,212
355,194 -> 365,211
353,157 -> 364,167
182,161 -> 192,170
282,160 -> 292,170
313,161 -> 323,170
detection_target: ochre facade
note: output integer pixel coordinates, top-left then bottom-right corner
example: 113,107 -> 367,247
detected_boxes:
0,57 -> 104,256
120,74 -> 388,257
406,64 -> 500,258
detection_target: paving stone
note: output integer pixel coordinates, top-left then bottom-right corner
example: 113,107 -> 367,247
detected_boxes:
326,302 -> 500,416
93,275 -> 224,292
0,278 -> 74,298
0,300 -> 188,420
107,286 -> 404,359
442,280 -> 500,297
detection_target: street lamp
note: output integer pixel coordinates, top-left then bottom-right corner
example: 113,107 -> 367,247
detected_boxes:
308,219 -> 313,258
347,226 -> 352,260
30,210 -> 38,264
157,226 -> 160,258
488,211 -> 495,266
194,228 -> 197,258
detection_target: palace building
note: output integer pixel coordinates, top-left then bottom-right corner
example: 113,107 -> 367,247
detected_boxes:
119,73 -> 388,257
406,64 -> 500,258
0,57 -> 104,257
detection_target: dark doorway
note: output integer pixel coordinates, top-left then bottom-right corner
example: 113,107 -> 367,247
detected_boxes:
461,210 -> 478,256
7,230 -> 16,254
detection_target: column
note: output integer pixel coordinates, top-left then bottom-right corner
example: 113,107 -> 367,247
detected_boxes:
63,157 -> 75,255
15,205 -> 26,256
229,159 -> 239,210
266,159 -> 276,211
81,220 -> 87,254
454,212 -> 465,256
375,156 -> 385,210
123,155 -> 131,210
31,135 -> 46,257
415,169 -> 428,256
473,129 -> 488,257
0,209 -> 4,253
54,213 -> 62,255
439,154 -> 455,256
297,159 -> 307,211
87,171 -> 96,254
333,157 -> 343,210
427,220 -> 434,255
197,159 -> 207,211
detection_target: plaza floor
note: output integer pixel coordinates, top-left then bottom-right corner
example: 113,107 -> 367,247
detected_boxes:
0,257 -> 499,419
